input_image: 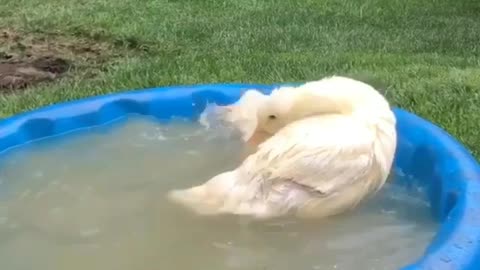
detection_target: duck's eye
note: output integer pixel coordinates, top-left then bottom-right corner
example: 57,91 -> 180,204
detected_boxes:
268,114 -> 277,120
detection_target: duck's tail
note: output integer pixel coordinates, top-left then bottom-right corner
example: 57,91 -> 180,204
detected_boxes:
167,185 -> 223,216
167,170 -> 240,216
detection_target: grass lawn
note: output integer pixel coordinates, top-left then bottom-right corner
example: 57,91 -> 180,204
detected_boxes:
0,0 -> 479,156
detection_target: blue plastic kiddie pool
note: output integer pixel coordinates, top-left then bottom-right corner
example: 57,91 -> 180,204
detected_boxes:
0,83 -> 479,270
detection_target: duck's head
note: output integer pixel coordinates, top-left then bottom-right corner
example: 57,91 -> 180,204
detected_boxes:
245,85 -> 311,145
215,89 -> 270,141
246,76 -> 394,145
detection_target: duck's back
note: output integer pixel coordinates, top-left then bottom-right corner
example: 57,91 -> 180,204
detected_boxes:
241,114 -> 395,218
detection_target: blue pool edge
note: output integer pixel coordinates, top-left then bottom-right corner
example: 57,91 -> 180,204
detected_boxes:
1,83 -> 480,270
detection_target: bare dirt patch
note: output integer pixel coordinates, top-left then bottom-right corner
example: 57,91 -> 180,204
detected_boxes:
0,28 -> 115,92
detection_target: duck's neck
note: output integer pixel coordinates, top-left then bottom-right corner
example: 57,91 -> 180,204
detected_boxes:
294,90 -> 397,180
292,90 -> 389,121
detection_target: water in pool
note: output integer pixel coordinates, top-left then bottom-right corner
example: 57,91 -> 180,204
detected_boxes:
0,115 -> 436,270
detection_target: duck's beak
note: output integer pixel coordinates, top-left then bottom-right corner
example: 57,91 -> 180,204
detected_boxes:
216,105 -> 233,121
246,126 -> 270,147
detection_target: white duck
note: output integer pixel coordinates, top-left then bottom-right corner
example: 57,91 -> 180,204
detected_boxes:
168,76 -> 397,219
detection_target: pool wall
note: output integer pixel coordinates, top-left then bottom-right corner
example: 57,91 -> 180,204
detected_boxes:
1,84 -> 480,270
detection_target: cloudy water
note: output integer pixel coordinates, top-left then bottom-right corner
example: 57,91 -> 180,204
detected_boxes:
0,114 -> 436,270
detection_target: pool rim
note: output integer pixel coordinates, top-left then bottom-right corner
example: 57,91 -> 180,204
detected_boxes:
0,83 -> 479,270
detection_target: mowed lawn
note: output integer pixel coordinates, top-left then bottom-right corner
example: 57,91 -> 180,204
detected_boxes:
0,0 -> 479,156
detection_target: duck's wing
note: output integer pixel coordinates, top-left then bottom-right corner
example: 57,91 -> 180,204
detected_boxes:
251,115 -> 381,196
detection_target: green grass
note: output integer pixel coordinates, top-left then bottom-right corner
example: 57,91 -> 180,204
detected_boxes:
0,0 -> 479,156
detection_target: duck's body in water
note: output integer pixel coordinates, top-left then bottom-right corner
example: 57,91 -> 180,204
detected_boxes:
168,76 -> 397,220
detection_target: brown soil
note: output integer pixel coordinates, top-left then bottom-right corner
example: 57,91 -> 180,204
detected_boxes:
0,57 -> 69,90
0,28 -> 114,92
